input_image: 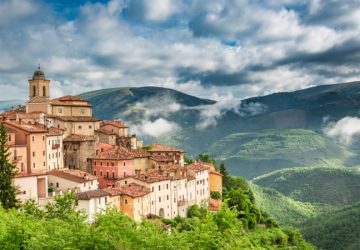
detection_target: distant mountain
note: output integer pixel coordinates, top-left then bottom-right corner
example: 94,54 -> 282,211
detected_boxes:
79,82 -> 360,177
253,167 -> 360,206
300,202 -> 360,250
0,100 -> 24,112
79,86 -> 215,128
207,129 -> 355,178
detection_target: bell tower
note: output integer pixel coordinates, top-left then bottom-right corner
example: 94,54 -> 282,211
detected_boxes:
28,65 -> 50,100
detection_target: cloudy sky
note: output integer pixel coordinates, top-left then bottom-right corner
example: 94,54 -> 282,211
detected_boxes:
1,0 -> 360,101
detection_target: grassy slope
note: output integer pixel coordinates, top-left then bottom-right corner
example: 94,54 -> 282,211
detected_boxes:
249,183 -> 331,226
299,202 -> 360,250
207,129 -> 355,178
253,167 -> 360,206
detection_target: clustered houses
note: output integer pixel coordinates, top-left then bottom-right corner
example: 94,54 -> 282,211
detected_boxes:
0,67 -> 222,222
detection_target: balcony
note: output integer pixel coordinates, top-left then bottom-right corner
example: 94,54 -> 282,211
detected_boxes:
12,156 -> 22,162
52,143 -> 60,150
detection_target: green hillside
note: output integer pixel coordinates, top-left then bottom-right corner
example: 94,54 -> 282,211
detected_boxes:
206,129 -> 355,178
300,202 -> 360,250
249,183 -> 331,226
253,167 -> 360,206
79,86 -> 215,128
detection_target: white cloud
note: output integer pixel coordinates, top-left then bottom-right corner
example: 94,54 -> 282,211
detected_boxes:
324,116 -> 360,145
196,93 -> 240,129
131,118 -> 180,137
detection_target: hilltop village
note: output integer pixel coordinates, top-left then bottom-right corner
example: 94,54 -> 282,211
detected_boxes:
0,67 -> 223,221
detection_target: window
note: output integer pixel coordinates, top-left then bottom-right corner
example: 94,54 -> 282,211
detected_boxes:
100,171 -> 103,176
167,195 -> 169,200
56,182 -> 59,188
57,107 -> 62,114
125,180 -> 127,184
112,172 -> 115,178
32,136 -> 34,142
159,197 -> 161,202
43,162 -> 45,166
158,185 -> 161,191
106,172 -> 109,178
80,108 -> 85,114
125,199 -> 128,204
32,152 -> 35,157
8,134 -> 11,141
111,162 -> 114,166
42,136 -> 45,141
78,125 -> 82,129
123,162 -> 126,166
43,86 -> 46,96
21,163 -> 24,172
84,183 -> 86,187
33,86 -> 36,97
166,184 -> 169,189
93,171 -> 96,176
43,151 -> 45,156
106,162 -> 109,166
89,125 -> 92,129
105,197 -> 107,203
152,187 -> 154,192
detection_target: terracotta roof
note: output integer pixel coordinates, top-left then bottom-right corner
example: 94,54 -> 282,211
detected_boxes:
118,183 -> 151,198
97,143 -> 114,152
52,95 -> 89,102
3,120 -> 48,133
6,127 -> 16,133
46,115 -> 99,122
48,169 -> 98,183
209,198 -> 221,211
16,172 -> 47,178
47,127 -> 64,136
63,134 -> 97,142
95,128 -> 117,135
131,172 -> 172,183
150,155 -> 175,162
103,187 -> 123,196
77,189 -> 109,200
149,143 -> 184,153
92,147 -> 149,160
187,162 -> 214,172
101,120 -> 128,129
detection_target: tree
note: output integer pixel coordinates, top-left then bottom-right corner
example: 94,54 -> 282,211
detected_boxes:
219,162 -> 231,190
196,153 -> 216,167
0,123 -> 18,209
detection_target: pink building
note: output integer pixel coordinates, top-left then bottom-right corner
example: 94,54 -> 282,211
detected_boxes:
90,147 -> 134,188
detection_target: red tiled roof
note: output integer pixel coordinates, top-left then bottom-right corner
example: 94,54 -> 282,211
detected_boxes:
52,95 -> 88,102
77,189 -> 109,200
92,147 -> 149,160
187,161 -> 214,172
101,120 -> 128,128
63,134 -> 97,142
118,183 -> 151,198
149,143 -> 184,153
48,127 -> 64,136
103,187 -> 123,196
209,198 -> 221,211
150,155 -> 175,162
48,169 -> 98,183
97,143 -> 114,152
3,120 -> 48,133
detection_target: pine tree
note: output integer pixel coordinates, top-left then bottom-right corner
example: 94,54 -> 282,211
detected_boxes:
0,123 -> 19,209
219,162 -> 231,190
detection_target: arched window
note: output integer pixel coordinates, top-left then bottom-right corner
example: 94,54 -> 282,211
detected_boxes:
33,86 -> 36,97
43,86 -> 46,96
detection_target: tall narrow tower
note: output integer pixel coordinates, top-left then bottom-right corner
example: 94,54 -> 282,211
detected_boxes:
28,66 -> 50,100
26,66 -> 51,114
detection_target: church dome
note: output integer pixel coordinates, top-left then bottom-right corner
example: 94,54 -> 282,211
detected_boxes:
32,66 -> 46,80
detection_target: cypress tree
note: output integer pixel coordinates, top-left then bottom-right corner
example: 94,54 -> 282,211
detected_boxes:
219,162 -> 231,190
0,123 -> 19,209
